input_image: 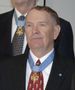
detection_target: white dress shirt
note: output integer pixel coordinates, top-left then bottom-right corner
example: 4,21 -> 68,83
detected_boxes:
26,49 -> 54,90
11,8 -> 27,54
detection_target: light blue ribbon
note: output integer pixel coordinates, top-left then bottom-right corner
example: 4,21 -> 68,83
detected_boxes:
14,11 -> 25,27
28,50 -> 55,72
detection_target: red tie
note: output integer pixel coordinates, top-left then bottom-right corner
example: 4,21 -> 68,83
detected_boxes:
27,60 -> 44,90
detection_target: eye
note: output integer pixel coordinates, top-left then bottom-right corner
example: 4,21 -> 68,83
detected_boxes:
26,24 -> 31,27
26,23 -> 32,28
39,23 -> 47,27
40,24 -> 45,26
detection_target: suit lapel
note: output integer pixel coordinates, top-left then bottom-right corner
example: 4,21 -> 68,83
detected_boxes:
46,53 -> 66,90
3,10 -> 14,56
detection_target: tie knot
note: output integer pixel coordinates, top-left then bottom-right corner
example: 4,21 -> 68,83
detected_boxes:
18,16 -> 25,27
18,15 -> 25,21
36,60 -> 41,66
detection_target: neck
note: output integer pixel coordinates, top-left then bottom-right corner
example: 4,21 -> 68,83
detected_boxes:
31,48 -> 53,58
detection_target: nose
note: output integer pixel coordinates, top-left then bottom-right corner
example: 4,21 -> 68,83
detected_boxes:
32,25 -> 39,34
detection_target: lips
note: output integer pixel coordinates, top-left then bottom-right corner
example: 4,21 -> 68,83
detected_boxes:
31,35 -> 42,39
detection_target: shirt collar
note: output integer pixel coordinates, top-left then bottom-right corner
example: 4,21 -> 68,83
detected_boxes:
15,8 -> 27,18
30,48 -> 54,64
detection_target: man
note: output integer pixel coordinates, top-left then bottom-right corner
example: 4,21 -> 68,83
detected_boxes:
0,6 -> 74,90
0,0 -> 74,59
0,0 -> 38,57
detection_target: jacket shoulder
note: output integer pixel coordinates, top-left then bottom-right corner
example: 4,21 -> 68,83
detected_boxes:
0,9 -> 14,17
0,9 -> 14,22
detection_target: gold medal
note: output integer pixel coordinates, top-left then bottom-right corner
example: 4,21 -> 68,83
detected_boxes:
31,73 -> 39,83
16,26 -> 24,36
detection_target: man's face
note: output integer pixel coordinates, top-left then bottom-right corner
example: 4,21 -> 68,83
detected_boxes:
25,9 -> 60,52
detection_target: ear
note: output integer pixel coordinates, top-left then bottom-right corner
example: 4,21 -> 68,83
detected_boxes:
54,25 -> 61,40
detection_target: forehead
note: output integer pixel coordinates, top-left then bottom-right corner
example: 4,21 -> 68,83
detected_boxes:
26,9 -> 51,21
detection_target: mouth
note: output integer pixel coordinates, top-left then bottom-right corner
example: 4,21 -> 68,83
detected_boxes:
32,37 -> 42,39
31,35 -> 42,39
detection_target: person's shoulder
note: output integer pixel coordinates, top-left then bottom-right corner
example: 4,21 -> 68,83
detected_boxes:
0,9 -> 14,23
59,17 -> 73,33
0,56 -> 17,65
0,9 -> 14,17
0,9 -> 14,22
55,51 -> 74,67
59,17 -> 71,25
0,54 -> 26,71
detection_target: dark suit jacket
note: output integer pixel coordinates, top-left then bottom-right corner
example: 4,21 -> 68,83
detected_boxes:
71,63 -> 75,90
0,10 -> 14,57
71,73 -> 75,90
0,49 -> 74,90
0,9 -> 74,59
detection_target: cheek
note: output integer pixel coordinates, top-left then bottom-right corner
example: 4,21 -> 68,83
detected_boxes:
26,31 -> 31,41
44,31 -> 54,43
